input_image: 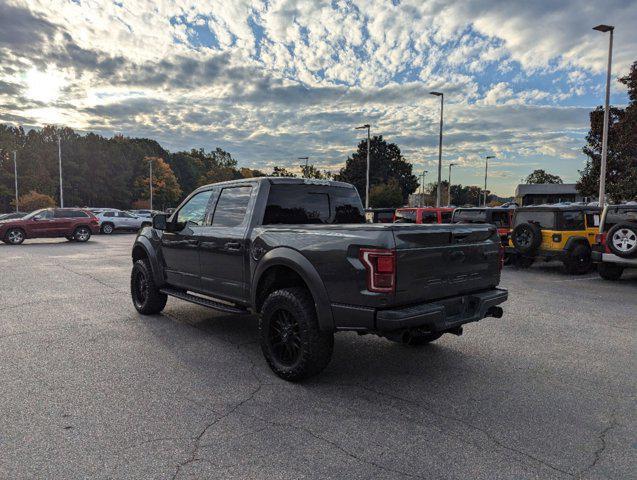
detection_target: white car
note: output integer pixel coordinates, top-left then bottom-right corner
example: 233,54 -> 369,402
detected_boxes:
94,209 -> 152,234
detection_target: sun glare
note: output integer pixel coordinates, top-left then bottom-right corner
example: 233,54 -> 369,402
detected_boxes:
25,67 -> 66,103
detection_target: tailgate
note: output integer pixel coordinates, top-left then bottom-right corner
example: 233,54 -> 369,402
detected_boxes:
392,224 -> 501,305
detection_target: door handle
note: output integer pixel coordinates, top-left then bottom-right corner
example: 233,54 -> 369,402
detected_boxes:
225,242 -> 242,251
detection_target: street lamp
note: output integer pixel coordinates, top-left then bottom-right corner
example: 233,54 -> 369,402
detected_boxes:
448,163 -> 457,206
298,157 -> 309,177
593,24 -> 614,207
484,156 -> 495,206
58,135 -> 64,207
355,124 -> 371,208
430,92 -> 444,207
149,159 -> 153,211
13,151 -> 18,212
420,170 -> 429,206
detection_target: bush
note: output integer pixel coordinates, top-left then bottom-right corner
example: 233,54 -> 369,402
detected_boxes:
12,190 -> 55,211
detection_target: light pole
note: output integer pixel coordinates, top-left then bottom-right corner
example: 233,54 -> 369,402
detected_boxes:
149,159 -> 153,211
13,151 -> 18,212
420,170 -> 428,206
448,162 -> 456,206
430,91 -> 444,207
355,124 -> 371,208
298,157 -> 309,177
593,24 -> 614,207
58,135 -> 64,207
484,156 -> 494,206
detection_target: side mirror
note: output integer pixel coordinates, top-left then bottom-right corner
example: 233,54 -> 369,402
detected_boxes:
152,213 -> 167,230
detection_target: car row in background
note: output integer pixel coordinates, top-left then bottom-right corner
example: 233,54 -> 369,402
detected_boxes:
365,202 -> 636,280
0,212 -> 27,221
0,208 -> 100,245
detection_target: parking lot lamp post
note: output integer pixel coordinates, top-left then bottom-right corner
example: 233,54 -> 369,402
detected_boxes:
420,170 -> 428,206
484,156 -> 494,206
13,151 -> 18,212
448,163 -> 456,206
355,124 -> 371,208
149,159 -> 153,211
430,92 -> 444,207
593,24 -> 614,207
58,135 -> 64,207
298,157 -> 309,177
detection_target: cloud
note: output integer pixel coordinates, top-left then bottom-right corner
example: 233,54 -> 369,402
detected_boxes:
0,0 -> 634,196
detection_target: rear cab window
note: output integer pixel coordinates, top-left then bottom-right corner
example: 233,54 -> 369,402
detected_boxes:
263,184 -> 364,225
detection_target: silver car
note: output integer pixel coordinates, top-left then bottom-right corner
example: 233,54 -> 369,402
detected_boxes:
94,209 -> 151,234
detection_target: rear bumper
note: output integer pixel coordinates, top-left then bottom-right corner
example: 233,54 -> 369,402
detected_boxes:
592,250 -> 637,267
332,288 -> 508,333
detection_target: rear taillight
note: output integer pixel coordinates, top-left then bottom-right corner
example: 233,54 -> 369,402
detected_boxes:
359,248 -> 396,293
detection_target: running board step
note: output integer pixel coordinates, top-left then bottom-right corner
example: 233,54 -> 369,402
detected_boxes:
160,288 -> 249,315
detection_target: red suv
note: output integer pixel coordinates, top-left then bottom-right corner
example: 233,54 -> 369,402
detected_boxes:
0,208 -> 100,245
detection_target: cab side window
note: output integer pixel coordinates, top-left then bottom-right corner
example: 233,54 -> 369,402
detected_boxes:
421,211 -> 438,224
561,211 -> 585,230
176,190 -> 214,227
440,212 -> 453,223
212,186 -> 252,227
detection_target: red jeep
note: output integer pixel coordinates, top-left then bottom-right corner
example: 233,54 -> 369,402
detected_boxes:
0,208 -> 100,245
394,207 -> 455,224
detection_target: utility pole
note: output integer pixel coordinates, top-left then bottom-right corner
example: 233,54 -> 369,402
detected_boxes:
430,92 -> 444,207
58,136 -> 64,207
484,156 -> 494,206
448,163 -> 456,206
593,24 -> 615,207
149,159 -> 153,211
298,157 -> 309,177
355,124 -> 371,208
13,151 -> 18,212
420,170 -> 428,206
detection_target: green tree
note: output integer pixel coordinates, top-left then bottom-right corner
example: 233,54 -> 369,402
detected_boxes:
271,166 -> 296,177
369,180 -> 403,208
525,169 -> 563,184
299,164 -> 332,179
336,135 -> 418,205
577,60 -> 637,202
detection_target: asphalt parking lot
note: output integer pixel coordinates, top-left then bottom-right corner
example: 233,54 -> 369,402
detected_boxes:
1,234 -> 635,480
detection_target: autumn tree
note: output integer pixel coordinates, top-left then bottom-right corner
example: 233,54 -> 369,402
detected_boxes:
271,166 -> 296,177
525,169 -> 563,184
577,60 -> 637,202
13,190 -> 55,211
134,157 -> 182,210
336,135 -> 418,205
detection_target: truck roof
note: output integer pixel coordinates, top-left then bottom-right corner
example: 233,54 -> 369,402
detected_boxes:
195,177 -> 356,192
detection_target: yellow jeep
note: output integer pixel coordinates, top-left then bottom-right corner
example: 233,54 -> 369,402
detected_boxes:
507,205 -> 600,274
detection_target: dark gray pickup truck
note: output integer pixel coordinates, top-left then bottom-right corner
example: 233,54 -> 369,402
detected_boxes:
131,177 -> 507,380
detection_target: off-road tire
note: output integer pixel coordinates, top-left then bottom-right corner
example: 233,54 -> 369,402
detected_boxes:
511,222 -> 542,254
131,259 -> 167,314
597,262 -> 624,281
101,222 -> 114,234
259,287 -> 334,382
4,228 -> 25,245
563,243 -> 592,275
606,223 -> 637,259
73,226 -> 91,242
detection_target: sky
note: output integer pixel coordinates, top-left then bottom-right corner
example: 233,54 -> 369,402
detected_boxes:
0,1 -> 636,196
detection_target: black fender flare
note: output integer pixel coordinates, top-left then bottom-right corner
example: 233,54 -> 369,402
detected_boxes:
132,237 -> 165,286
563,236 -> 590,253
252,247 -> 334,332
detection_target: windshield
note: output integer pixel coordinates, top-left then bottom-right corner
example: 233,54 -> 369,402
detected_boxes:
22,209 -> 47,220
394,210 -> 417,223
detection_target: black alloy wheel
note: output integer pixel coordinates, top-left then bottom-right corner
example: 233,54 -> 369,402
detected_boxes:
268,308 -> 302,367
